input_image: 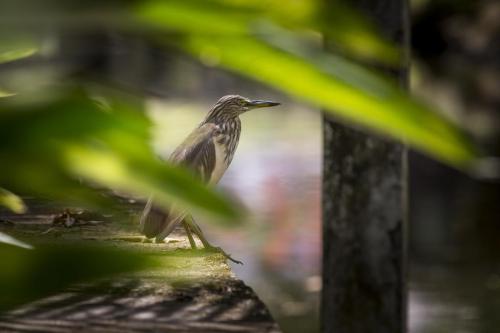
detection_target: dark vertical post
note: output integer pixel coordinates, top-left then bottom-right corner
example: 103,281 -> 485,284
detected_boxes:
322,1 -> 409,333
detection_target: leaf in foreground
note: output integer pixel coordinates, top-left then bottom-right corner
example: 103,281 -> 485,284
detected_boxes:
0,232 -> 32,250
180,36 -> 478,168
134,1 -> 479,169
0,188 -> 26,213
0,47 -> 37,64
0,93 -> 242,224
135,0 -> 399,64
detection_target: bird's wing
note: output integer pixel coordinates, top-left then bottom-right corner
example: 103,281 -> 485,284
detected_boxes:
169,123 -> 218,183
140,123 -> 219,241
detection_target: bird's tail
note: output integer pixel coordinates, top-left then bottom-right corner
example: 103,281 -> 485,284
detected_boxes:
139,197 -> 185,241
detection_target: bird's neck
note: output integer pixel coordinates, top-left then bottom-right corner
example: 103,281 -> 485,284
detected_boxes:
202,114 -> 241,165
203,112 -> 241,130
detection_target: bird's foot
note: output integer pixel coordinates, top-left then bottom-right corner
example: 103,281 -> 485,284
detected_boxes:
206,246 -> 243,265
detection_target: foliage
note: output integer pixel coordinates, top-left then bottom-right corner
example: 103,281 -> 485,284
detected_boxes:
0,232 -> 32,250
134,0 -> 478,168
0,2 -> 481,219
0,48 -> 37,64
0,91 -> 241,224
0,188 -> 26,214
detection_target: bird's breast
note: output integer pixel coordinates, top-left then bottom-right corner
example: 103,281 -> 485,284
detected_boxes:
209,135 -> 232,184
207,119 -> 241,185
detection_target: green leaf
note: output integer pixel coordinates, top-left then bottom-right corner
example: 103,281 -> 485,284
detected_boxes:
133,0 -> 478,168
0,92 -> 242,223
179,36 -> 478,168
134,0 -> 399,64
0,232 -> 33,250
60,143 -> 242,225
0,88 -> 16,98
0,0 -> 480,172
0,47 -> 37,64
136,0 -> 250,35
0,188 -> 26,213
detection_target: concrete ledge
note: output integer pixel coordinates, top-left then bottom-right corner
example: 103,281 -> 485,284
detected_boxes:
0,278 -> 280,333
0,210 -> 281,333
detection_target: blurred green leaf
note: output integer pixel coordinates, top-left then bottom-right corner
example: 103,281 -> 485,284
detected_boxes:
136,0 -> 250,35
0,88 -> 15,98
0,1 -> 398,63
178,36 -> 477,167
0,243 -> 158,311
0,0 -> 481,172
0,47 -> 37,64
0,188 -> 26,213
0,92 -> 242,223
0,232 -> 33,250
230,0 -> 400,64
134,0 -> 478,168
135,0 -> 399,64
317,1 -> 400,64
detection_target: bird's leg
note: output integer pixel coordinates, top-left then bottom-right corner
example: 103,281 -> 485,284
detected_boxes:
182,219 -> 197,249
184,215 -> 243,265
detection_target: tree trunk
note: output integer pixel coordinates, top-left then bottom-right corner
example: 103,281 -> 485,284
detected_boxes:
322,1 -> 409,333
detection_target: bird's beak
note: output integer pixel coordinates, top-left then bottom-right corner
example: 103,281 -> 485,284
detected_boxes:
247,100 -> 281,108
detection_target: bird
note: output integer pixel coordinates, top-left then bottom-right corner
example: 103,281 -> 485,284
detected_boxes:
140,95 -> 280,264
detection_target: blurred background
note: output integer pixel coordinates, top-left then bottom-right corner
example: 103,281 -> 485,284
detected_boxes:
0,0 -> 499,333
409,1 -> 500,332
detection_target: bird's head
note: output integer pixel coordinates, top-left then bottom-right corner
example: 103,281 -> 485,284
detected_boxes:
207,95 -> 280,120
